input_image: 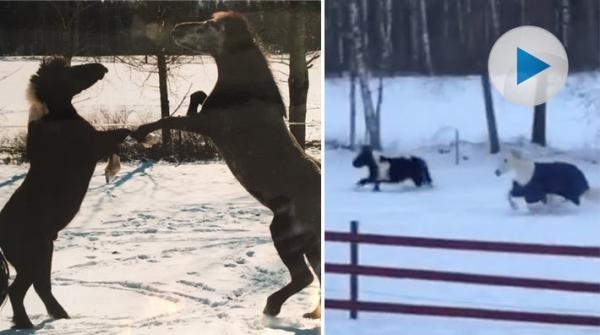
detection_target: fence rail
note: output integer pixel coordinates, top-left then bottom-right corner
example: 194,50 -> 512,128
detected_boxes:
325,231 -> 600,258
326,299 -> 600,327
325,221 -> 600,327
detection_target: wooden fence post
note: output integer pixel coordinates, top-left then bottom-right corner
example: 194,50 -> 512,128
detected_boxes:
350,220 -> 359,319
455,129 -> 460,165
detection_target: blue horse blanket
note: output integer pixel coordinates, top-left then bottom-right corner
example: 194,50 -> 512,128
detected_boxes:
510,162 -> 589,205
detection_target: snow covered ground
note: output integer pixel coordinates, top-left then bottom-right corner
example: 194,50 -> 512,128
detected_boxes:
325,145 -> 600,335
325,74 -> 600,151
324,74 -> 600,334
0,162 -> 320,334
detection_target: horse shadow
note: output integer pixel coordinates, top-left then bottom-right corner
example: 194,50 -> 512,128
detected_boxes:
0,174 -> 26,189
262,315 -> 320,335
0,318 -> 55,334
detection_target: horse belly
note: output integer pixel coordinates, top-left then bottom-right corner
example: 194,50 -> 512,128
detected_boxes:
537,164 -> 589,201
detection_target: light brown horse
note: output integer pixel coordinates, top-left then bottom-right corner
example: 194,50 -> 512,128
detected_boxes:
131,11 -> 321,318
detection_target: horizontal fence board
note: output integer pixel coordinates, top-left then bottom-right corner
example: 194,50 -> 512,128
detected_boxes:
326,263 -> 600,294
325,231 -> 600,258
325,299 -> 600,327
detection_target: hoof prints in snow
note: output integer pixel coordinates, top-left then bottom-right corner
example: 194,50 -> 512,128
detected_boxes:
0,163 -> 319,334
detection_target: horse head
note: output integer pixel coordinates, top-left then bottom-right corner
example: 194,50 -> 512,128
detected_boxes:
28,57 -> 107,120
353,145 -> 376,168
495,149 -> 523,177
171,11 -> 253,56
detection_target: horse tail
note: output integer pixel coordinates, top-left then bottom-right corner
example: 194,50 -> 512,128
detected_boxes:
583,187 -> 600,202
0,249 -> 9,307
413,157 -> 433,186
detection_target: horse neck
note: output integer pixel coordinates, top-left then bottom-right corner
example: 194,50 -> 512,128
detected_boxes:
212,47 -> 284,105
366,152 -> 380,179
187,100 -> 201,115
43,100 -> 80,121
512,156 -> 535,185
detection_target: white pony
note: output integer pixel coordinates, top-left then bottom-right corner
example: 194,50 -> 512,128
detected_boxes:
495,150 -> 600,210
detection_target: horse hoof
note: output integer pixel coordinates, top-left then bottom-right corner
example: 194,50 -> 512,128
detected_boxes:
12,318 -> 34,329
303,306 -> 321,319
262,304 -> 281,317
49,308 -> 70,319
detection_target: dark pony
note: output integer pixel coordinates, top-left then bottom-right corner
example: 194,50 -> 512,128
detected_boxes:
131,11 -> 321,319
353,145 -> 433,191
0,58 -> 131,329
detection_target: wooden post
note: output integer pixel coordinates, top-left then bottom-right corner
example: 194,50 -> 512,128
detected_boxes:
455,129 -> 459,165
350,220 -> 359,319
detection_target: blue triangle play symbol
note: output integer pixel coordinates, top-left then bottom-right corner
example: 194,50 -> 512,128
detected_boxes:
517,48 -> 550,85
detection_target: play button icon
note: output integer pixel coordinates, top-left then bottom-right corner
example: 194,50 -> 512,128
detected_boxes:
488,26 -> 568,107
517,47 -> 550,85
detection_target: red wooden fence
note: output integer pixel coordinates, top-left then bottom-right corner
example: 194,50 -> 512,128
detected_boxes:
325,221 -> 600,327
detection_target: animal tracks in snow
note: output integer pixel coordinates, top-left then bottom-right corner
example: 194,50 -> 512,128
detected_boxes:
0,163 -> 319,334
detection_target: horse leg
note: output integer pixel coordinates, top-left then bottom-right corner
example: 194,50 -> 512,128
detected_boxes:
507,191 -> 518,210
263,217 -> 314,317
373,181 -> 380,192
9,270 -> 33,328
303,238 -> 321,319
33,240 -> 68,319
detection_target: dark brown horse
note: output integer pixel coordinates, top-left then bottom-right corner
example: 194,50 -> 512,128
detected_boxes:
0,58 -> 131,329
131,11 -> 321,318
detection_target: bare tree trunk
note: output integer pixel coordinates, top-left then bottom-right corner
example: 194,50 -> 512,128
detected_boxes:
482,72 -> 500,153
532,103 -> 546,146
157,53 -> 172,153
560,0 -> 570,47
350,67 -> 357,149
337,1 -> 344,66
443,0 -> 449,39
489,0 -> 500,38
288,5 -> 309,149
457,0 -> 465,44
419,0 -> 434,75
409,0 -> 420,66
350,0 -> 381,149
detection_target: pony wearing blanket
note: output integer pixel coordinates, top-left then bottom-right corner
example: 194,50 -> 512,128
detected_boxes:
352,145 -> 433,191
0,58 -> 131,329
495,150 -> 600,210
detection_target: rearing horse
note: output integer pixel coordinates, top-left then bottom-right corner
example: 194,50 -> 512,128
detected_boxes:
131,12 -> 321,319
0,58 -> 131,329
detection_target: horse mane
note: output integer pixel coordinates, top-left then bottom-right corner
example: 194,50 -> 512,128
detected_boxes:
205,11 -> 285,117
27,58 -> 70,122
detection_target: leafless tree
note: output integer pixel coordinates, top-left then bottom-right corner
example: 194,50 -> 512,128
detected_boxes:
288,2 -> 309,149
349,0 -> 381,149
419,0 -> 434,74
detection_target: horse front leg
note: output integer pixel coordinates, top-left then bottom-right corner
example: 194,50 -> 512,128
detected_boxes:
130,114 -> 212,143
96,128 -> 131,158
507,191 -> 518,210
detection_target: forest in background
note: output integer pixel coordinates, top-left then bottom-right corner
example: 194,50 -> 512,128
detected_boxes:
327,0 -> 598,153
0,1 -> 320,56
326,0 -> 600,76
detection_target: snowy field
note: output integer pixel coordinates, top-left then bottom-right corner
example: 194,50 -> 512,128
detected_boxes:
324,76 -> 600,334
0,55 -> 321,142
0,162 -> 320,334
325,75 -> 600,151
0,56 -> 321,333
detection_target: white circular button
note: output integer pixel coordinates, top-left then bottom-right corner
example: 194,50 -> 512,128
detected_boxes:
488,26 -> 568,107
